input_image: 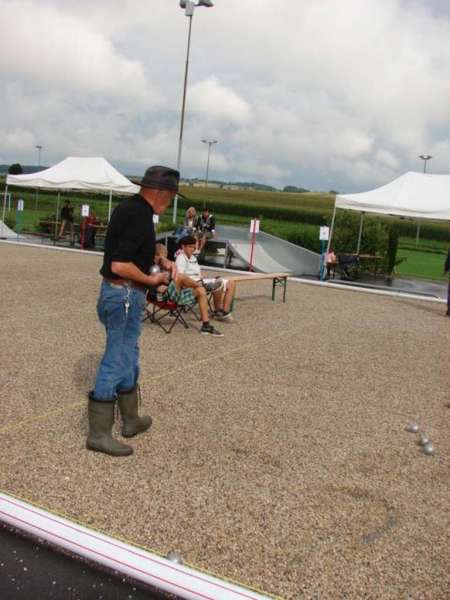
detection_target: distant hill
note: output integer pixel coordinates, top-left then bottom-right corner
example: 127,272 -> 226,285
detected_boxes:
0,164 -> 47,174
129,175 -> 279,192
283,185 -> 310,193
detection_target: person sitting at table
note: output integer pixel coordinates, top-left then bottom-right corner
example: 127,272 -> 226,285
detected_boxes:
183,206 -> 198,232
326,249 -> 337,279
58,200 -> 74,244
195,207 -> 216,255
84,211 -> 99,249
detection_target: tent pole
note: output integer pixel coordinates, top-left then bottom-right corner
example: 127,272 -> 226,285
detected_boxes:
1,185 -> 8,239
415,222 -> 420,248
356,212 -> 364,254
55,192 -> 60,244
108,190 -> 112,222
326,203 -> 337,255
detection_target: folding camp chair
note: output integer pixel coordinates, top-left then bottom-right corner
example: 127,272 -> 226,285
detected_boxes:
338,254 -> 360,281
142,296 -> 190,334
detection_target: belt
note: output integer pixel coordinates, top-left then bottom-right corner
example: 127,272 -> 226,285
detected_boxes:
103,277 -> 147,293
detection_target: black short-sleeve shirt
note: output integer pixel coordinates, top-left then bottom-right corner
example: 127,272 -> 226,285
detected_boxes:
100,194 -> 155,279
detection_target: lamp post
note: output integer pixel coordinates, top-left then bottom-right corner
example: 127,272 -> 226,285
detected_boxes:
419,154 -> 432,173
173,0 -> 214,223
36,144 -> 42,167
35,145 -> 43,210
202,138 -> 217,189
416,155 -> 432,246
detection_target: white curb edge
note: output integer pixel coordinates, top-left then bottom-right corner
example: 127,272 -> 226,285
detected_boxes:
0,492 -> 272,600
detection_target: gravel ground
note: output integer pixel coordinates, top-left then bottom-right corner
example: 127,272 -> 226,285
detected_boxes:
0,243 -> 448,600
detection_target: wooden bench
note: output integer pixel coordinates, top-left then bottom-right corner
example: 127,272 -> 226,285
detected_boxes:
21,229 -> 55,243
228,272 -> 291,303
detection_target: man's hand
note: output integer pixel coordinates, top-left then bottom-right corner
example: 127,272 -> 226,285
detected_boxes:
148,272 -> 169,287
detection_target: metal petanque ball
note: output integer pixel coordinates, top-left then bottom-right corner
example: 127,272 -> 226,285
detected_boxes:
166,551 -> 183,564
406,422 -> 419,433
418,433 -> 430,446
150,264 -> 161,275
422,442 -> 435,456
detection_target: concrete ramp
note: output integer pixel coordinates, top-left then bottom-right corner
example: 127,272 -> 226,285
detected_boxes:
216,225 -> 320,276
0,220 -> 17,239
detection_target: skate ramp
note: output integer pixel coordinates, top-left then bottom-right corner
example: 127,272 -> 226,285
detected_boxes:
216,225 -> 320,276
0,220 -> 17,238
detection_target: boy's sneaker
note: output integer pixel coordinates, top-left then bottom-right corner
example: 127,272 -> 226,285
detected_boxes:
214,309 -> 233,321
200,323 -> 224,337
203,277 -> 224,293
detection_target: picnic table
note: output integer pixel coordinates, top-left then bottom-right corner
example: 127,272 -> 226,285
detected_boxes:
337,253 -> 383,280
229,272 -> 291,302
38,219 -> 107,249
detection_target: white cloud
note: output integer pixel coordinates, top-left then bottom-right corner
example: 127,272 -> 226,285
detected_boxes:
0,1 -> 155,103
189,77 -> 252,125
0,0 -> 449,192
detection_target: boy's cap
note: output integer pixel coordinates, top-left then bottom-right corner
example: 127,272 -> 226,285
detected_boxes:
179,235 -> 196,246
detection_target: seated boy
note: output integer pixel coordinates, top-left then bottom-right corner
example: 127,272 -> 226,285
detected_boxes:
176,235 -> 236,320
163,236 -> 235,336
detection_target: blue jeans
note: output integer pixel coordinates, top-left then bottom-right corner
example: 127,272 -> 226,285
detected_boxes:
93,280 -> 147,401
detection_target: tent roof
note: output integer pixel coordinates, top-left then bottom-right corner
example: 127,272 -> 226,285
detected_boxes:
6,157 -> 139,196
336,172 -> 450,220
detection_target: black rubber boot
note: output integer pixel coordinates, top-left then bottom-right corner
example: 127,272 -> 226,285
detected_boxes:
117,386 -> 152,438
86,396 -> 133,456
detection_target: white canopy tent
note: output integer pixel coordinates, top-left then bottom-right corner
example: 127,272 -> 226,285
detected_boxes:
2,157 -> 139,238
327,171 -> 450,254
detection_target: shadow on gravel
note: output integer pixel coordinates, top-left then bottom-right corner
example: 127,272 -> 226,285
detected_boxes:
73,352 -> 102,393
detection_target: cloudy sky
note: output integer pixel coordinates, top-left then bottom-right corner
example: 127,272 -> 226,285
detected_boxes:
1,0 -> 449,191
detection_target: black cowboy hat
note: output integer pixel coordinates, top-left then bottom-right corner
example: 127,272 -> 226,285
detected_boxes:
140,165 -> 180,192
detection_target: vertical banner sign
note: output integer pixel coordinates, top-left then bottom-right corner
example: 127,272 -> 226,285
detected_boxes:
249,219 -> 260,271
80,204 -> 90,250
319,226 -> 330,280
153,214 -> 159,224
16,199 -> 24,239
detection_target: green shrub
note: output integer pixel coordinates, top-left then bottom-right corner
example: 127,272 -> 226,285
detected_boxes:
332,212 -> 389,261
4,215 -> 15,230
385,225 -> 406,277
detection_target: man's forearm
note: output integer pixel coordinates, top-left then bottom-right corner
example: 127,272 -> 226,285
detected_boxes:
111,261 -> 160,286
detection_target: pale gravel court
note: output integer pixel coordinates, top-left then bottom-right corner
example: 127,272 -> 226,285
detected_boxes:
0,243 -> 448,600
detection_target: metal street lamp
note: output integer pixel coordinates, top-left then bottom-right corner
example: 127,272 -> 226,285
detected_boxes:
419,154 -> 432,173
36,144 -> 42,167
202,139 -> 217,187
416,154 -> 432,247
35,145 -> 43,210
173,0 -> 214,223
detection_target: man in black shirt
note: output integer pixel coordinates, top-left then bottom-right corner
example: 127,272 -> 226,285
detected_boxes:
58,200 -> 75,244
87,166 -> 178,456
